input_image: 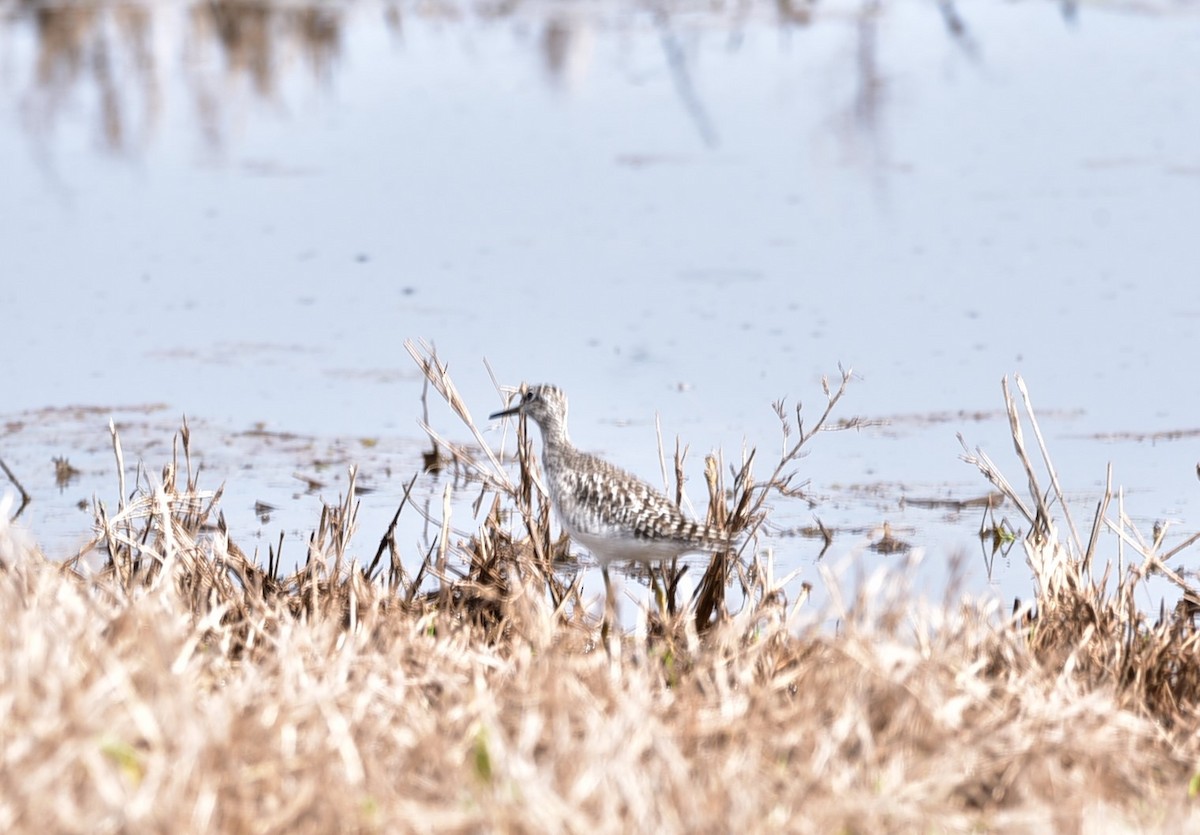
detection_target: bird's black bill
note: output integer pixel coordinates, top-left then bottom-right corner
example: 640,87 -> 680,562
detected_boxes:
489,404 -> 521,420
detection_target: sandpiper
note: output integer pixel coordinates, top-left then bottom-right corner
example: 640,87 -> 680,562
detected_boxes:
489,384 -> 731,620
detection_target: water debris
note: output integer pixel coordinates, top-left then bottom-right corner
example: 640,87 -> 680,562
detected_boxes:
293,472 -> 324,492
901,491 -> 1003,511
52,456 -> 81,489
868,521 -> 911,555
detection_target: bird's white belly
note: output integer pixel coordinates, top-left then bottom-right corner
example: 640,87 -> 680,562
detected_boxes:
569,528 -> 695,566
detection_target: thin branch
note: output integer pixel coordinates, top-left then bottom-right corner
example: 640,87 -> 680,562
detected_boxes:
1016,375 -> 1083,555
0,458 -> 31,519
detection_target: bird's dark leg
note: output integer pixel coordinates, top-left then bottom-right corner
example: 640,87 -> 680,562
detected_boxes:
601,564 -> 615,653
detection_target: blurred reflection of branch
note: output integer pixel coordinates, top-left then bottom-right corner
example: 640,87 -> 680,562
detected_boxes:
191,1 -> 344,151
2,0 -> 1016,159
194,1 -> 344,148
853,0 -> 884,139
825,0 -> 889,196
9,0 -> 345,154
20,3 -> 159,154
542,17 -> 572,83
383,3 -> 404,35
540,15 -> 594,89
775,0 -> 813,28
653,9 -> 718,149
836,0 -> 981,194
936,0 -> 981,62
197,2 -> 276,98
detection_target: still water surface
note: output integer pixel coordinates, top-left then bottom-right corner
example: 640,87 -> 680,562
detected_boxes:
1,0 -> 1197,609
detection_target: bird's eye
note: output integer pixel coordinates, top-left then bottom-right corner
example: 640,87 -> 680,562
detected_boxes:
523,391 -> 535,403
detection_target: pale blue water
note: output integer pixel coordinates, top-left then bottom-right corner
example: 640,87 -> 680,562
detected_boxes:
1,0 -> 1197,610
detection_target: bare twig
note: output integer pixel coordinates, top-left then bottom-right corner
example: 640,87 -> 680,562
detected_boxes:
404,339 -> 508,482
1015,376 -> 1083,555
367,471 -> 421,582
0,458 -> 31,519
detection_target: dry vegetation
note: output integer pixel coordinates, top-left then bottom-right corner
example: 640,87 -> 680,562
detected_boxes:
3,353 -> 1200,833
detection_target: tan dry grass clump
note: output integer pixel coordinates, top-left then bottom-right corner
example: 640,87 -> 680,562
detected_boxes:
3,527 -> 1194,833
962,377 -> 1200,730
1,366 -> 1199,833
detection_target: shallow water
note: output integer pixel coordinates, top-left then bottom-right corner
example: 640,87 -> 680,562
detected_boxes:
1,0 -> 1197,609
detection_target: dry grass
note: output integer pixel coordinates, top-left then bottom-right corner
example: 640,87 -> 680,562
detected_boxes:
2,362 -> 1200,833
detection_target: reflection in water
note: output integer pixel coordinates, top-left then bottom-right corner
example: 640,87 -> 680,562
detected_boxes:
834,0 -> 981,190
654,9 -> 719,148
541,16 -> 586,86
935,0 -> 981,60
187,1 -> 347,147
193,1 -> 344,95
1,0 -> 999,156
5,0 -> 358,152
774,0 -> 813,27
21,3 -> 158,151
